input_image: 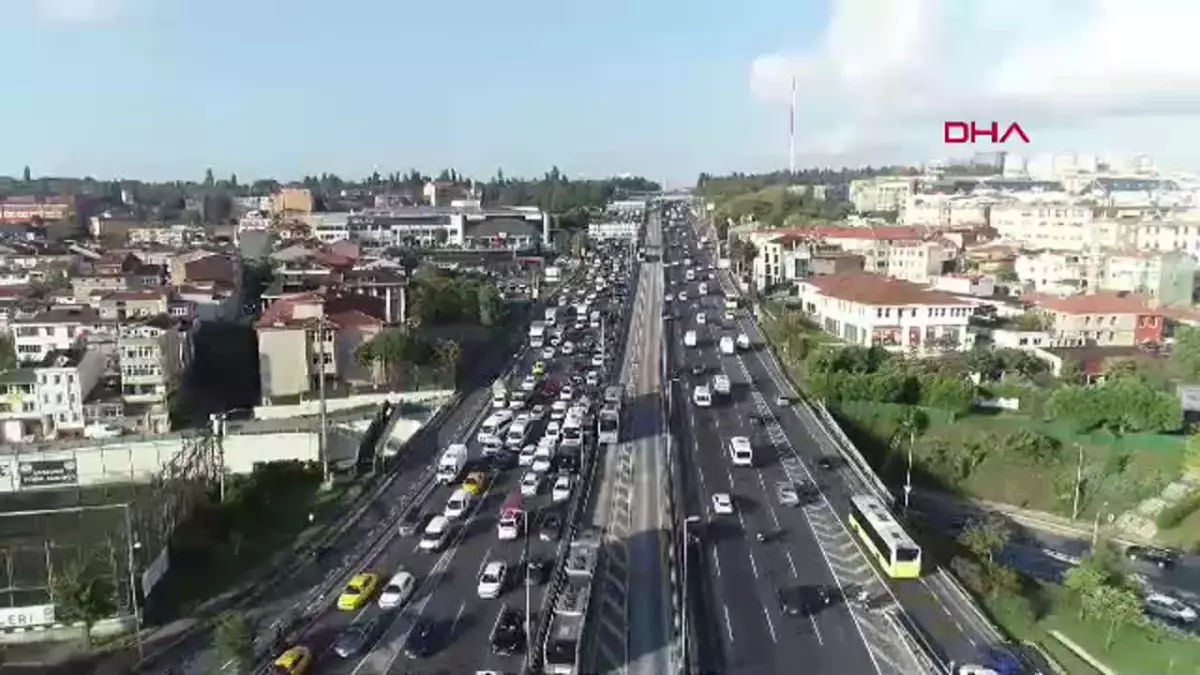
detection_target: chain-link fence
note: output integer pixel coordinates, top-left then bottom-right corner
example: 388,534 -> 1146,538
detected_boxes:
0,432 -> 217,613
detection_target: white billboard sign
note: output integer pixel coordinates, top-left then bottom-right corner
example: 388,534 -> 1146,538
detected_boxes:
0,604 -> 55,629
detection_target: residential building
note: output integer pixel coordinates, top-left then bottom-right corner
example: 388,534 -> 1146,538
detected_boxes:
795,273 -> 974,356
1015,249 -> 1195,306
1124,218 -> 1200,260
423,181 -> 470,207
256,291 -> 387,400
884,240 -> 956,283
849,176 -> 917,213
1029,293 -> 1165,347
1015,251 -> 1086,296
0,348 -> 105,442
95,290 -> 170,321
306,213 -> 351,243
901,194 -> 992,228
809,252 -> 865,276
589,220 -> 639,241
271,188 -> 315,214
752,235 -> 819,288
127,224 -> 207,247
117,317 -> 188,434
811,183 -> 850,202
71,274 -> 131,303
988,198 -> 1116,251
10,306 -> 101,363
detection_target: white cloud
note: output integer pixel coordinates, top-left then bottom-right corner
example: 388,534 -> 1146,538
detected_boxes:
751,0 -> 1200,164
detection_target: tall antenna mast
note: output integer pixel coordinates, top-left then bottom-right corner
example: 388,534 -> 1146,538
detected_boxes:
788,75 -> 797,176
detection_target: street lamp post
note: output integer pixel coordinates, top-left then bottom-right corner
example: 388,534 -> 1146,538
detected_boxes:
122,503 -> 144,661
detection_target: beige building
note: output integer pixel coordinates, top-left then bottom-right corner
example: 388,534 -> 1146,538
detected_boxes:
1030,293 -> 1165,347
270,188 -> 315,215
96,290 -> 170,321
256,291 -> 387,400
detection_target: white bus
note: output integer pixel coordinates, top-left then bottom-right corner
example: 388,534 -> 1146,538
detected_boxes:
729,436 -> 754,466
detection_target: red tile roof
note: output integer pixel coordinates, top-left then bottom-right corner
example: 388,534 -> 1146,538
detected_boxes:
256,290 -> 386,330
1028,292 -> 1158,316
805,273 -> 970,307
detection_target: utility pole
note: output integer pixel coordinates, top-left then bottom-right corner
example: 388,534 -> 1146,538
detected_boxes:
1071,443 -> 1084,520
316,319 -> 331,487
123,504 -> 144,661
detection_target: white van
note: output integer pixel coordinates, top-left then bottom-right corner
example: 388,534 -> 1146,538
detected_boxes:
419,515 -> 452,552
684,330 -> 697,348
730,436 -> 754,466
444,488 -> 473,519
477,413 -> 511,445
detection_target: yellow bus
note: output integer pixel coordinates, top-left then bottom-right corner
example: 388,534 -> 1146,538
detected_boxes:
848,494 -> 922,579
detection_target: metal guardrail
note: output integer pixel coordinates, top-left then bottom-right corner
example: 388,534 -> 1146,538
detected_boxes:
882,606 -> 944,675
809,399 -> 895,504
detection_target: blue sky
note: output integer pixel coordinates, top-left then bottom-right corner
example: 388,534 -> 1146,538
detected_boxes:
6,0 -> 1200,184
1,0 -> 826,184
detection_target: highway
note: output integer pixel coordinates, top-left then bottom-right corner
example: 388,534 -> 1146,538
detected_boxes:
663,216 -> 897,675
581,212 -> 675,675
686,209 -> 1005,670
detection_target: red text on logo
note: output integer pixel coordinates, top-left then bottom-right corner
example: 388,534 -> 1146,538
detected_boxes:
943,121 -> 1030,144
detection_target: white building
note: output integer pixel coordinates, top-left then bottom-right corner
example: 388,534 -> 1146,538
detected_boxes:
929,274 -> 996,297
901,194 -> 991,228
304,213 -> 351,243
885,240 -> 957,283
1015,249 -> 1195,305
849,176 -> 917,214
0,349 -> 105,442
118,318 -> 187,434
988,197 -> 1103,251
795,273 -> 974,356
10,307 -> 101,363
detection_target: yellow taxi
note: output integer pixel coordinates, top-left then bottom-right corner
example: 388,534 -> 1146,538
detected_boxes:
337,572 -> 380,611
532,361 -> 546,377
271,645 -> 312,674
462,471 -> 487,496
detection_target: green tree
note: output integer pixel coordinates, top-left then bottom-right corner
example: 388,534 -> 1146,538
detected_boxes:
1171,325 -> 1200,379
956,514 -> 1011,564
1064,563 -> 1107,620
52,558 -> 116,649
1089,585 -> 1142,650
0,334 -> 15,371
213,610 -> 255,674
433,338 -> 461,382
22,165 -> 31,183
477,284 -> 506,328
1185,434 -> 1200,475
204,167 -> 215,187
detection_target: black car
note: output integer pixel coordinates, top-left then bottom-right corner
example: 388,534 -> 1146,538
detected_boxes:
397,509 -> 425,537
1127,545 -> 1180,569
778,585 -> 832,617
404,619 -> 442,659
540,512 -> 563,542
332,625 -> 368,658
490,605 -> 527,655
691,363 -> 706,376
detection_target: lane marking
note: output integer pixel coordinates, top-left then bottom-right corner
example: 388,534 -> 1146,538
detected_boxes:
722,603 -> 735,643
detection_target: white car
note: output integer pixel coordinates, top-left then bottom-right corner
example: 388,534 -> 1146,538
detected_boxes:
519,376 -> 537,392
591,354 -> 605,368
541,347 -> 556,359
529,405 -> 547,422
696,312 -> 706,325
550,335 -> 563,347
585,370 -> 601,387
545,420 -> 562,439
1145,593 -> 1198,623
559,385 -> 575,401
518,444 -> 538,467
552,475 -> 572,502
550,400 -> 568,421
724,311 -> 734,321
678,292 -> 688,302
477,561 -> 507,599
520,472 -> 543,497
378,570 -> 417,610
711,493 -> 734,515
561,342 -> 575,355
532,456 -> 552,474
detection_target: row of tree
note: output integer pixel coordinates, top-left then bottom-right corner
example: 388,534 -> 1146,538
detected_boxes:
709,185 -> 853,228
408,272 -> 508,328
354,329 -> 460,387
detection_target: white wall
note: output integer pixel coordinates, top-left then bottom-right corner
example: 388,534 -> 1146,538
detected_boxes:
251,389 -> 452,420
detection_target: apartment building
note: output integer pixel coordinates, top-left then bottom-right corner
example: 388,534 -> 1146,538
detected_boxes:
0,348 -> 105,442
1030,293 -> 1165,347
1015,250 -> 1195,306
989,198 -> 1115,251
10,306 -> 102,363
127,224 -> 206,247
752,235 -> 813,288
256,291 -> 387,400
929,274 -> 996,297
885,240 -> 957,283
118,317 -> 188,434
795,273 -> 973,356
901,194 -> 991,228
849,176 -> 917,213
95,290 -> 170,321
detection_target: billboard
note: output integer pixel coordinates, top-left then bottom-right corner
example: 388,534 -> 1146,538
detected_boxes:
18,459 -> 79,488
0,605 -> 55,629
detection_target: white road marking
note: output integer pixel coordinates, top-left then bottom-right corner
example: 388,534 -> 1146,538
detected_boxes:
723,603 -> 735,642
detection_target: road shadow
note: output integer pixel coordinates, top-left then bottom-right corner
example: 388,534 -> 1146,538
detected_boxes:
622,390 -> 664,445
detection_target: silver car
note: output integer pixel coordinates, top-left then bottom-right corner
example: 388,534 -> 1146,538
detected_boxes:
776,482 -> 800,507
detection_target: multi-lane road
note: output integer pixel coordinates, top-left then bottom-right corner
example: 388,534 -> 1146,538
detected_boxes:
582,211 -> 675,675
668,208 -> 1001,673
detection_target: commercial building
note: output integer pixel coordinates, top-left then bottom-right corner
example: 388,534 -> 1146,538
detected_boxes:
340,206 -> 551,249
795,273 -> 974,356
588,220 -> 638,241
